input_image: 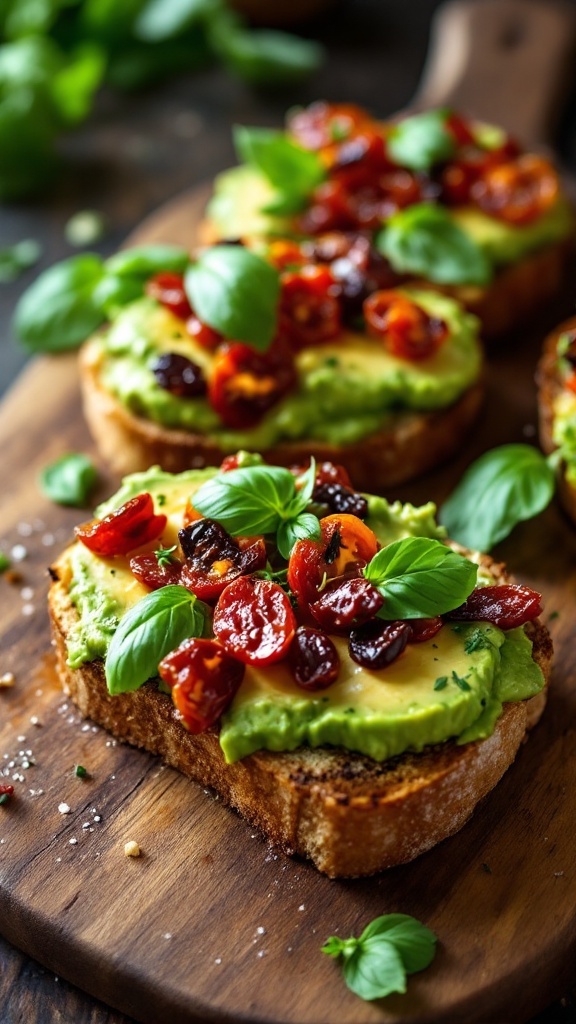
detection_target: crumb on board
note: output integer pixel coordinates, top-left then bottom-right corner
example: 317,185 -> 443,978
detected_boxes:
0,673 -> 15,689
124,840 -> 141,858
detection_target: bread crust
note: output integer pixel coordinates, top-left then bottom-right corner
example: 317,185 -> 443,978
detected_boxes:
79,340 -> 484,490
48,553 -> 552,878
537,316 -> 576,526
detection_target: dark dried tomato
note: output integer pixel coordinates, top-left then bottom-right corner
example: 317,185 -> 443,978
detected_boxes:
304,231 -> 400,318
179,518 -> 239,566
213,577 -> 296,665
152,353 -> 206,398
349,619 -> 412,669
129,552 -> 182,590
145,272 -> 192,321
75,493 -> 167,557
279,265 -> 342,348
364,290 -> 448,361
313,483 -> 368,519
329,131 -> 388,175
471,155 -> 559,225
408,617 -> 444,643
287,626 -> 340,690
208,342 -> 297,429
186,314 -> 222,351
310,577 -> 383,633
159,637 -> 244,733
446,585 -> 542,630
178,518 -> 265,602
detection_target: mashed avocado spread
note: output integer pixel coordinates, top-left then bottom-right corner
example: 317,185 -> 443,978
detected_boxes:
59,468 -> 544,764
91,287 -> 481,449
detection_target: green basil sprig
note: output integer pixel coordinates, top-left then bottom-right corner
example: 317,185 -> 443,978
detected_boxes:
377,203 -> 492,286
234,125 -> 325,215
322,913 -> 437,1001
105,585 -> 208,695
440,444 -> 556,552
363,537 -> 477,619
192,461 -> 320,559
39,452 -> 98,507
184,245 -> 280,352
387,109 -> 455,172
208,9 -> 324,86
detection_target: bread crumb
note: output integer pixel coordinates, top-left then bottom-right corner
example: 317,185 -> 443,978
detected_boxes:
0,673 -> 15,688
124,840 -> 141,858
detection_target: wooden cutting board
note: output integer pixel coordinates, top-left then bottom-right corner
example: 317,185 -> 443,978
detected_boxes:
3,2 -> 576,1021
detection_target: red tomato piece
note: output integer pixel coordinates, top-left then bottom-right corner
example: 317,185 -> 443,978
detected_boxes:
267,240 -> 305,271
445,112 -> 475,147
407,617 -> 444,643
186,314 -> 222,351
75,493 -> 167,557
288,514 -> 379,615
290,459 -> 352,490
159,638 -> 245,733
145,272 -> 192,321
288,101 -> 373,152
364,290 -> 448,361
129,552 -> 182,590
213,577 -> 296,665
279,265 -> 342,348
208,342 -> 297,429
446,585 -> 542,630
471,155 -> 559,225
310,576 -> 383,633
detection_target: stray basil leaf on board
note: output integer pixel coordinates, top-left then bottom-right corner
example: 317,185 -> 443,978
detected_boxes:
363,537 -> 477,619
322,913 -> 437,1001
440,444 -> 556,551
40,453 -> 99,507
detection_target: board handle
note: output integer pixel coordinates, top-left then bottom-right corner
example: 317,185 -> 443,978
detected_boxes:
413,0 -> 576,145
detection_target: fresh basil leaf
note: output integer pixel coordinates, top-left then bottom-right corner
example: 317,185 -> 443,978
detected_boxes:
92,274 -> 145,317
343,939 -> 406,1001
292,457 -> 317,510
440,444 -> 556,551
134,0 -> 215,41
277,512 -> 321,560
185,246 -> 280,351
40,453 -> 98,507
193,464 -> 296,536
210,11 -> 324,85
51,43 -> 105,125
14,254 -> 106,351
377,203 -> 492,286
358,914 -> 437,974
105,585 -> 207,695
0,239 -> 41,283
105,245 -> 190,278
234,126 -> 324,210
364,536 -> 477,618
387,109 -> 455,172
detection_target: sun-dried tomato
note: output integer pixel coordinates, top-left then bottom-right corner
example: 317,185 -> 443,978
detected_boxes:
446,585 -> 542,630
445,113 -> 476,147
471,154 -> 559,225
288,101 -> 373,152
303,231 -> 401,318
441,139 -> 521,206
208,341 -> 297,429
349,619 -> 412,669
145,272 -> 192,321
310,576 -> 383,632
75,493 -> 167,557
300,168 -> 423,235
364,290 -> 448,361
278,265 -> 342,348
129,552 -> 183,590
408,617 -> 444,643
313,483 -> 368,519
159,637 -> 245,733
152,353 -> 206,398
213,577 -> 296,665
186,314 -> 222,351
267,240 -> 305,271
287,513 -> 378,615
287,626 -> 340,690
179,518 -> 266,602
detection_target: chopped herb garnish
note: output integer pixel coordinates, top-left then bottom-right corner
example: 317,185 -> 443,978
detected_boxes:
464,627 -> 494,654
156,494 -> 167,507
74,764 -> 88,778
155,544 -> 177,568
452,670 -> 471,691
431,643 -> 438,649
324,356 -> 339,368
548,610 -> 560,621
0,553 -> 10,573
433,676 -> 448,691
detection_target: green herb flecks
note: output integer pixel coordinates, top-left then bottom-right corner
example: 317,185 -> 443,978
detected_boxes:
322,913 -> 437,1002
74,764 -> 88,778
155,544 -> 178,568
452,670 -> 471,692
433,676 -> 448,691
463,627 -> 495,654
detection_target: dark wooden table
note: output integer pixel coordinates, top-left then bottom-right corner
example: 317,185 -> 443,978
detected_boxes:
2,1 -> 576,1020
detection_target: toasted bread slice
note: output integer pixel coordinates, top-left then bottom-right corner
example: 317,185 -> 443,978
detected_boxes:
49,553 -> 552,879
79,340 -> 484,490
537,315 -> 576,525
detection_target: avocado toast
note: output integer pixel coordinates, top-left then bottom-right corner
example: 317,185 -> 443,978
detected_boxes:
538,316 -> 576,525
49,458 -> 552,877
203,103 -> 574,338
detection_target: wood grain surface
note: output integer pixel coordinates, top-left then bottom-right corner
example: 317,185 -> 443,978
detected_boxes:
1,177 -> 576,1023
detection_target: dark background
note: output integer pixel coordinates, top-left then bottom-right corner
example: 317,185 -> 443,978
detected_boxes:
1,0 -> 576,1021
